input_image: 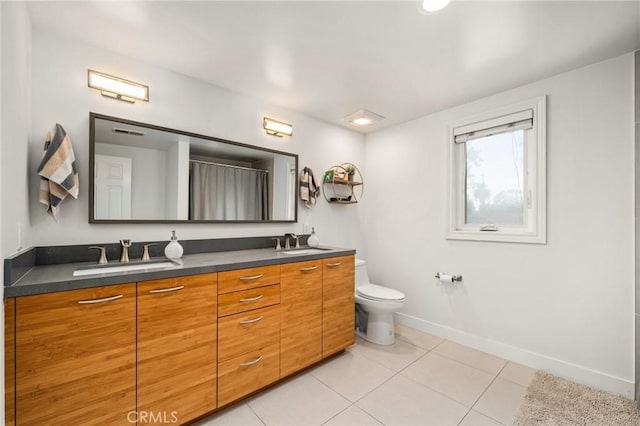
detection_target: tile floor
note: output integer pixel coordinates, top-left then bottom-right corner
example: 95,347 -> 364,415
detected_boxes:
195,324 -> 536,426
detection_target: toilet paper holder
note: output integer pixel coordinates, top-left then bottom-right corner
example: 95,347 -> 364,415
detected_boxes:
435,272 -> 463,282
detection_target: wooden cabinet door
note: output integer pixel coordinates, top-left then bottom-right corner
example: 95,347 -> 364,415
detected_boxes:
138,273 -> 217,425
280,260 -> 322,377
322,255 -> 355,357
15,284 -> 136,426
5,298 -> 15,426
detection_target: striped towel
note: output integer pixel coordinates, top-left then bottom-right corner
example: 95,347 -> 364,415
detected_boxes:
37,124 -> 79,220
300,167 -> 320,208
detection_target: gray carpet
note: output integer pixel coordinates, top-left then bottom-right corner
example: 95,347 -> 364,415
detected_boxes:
513,371 -> 640,425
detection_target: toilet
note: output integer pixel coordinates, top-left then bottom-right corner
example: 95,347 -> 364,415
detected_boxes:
354,259 -> 405,345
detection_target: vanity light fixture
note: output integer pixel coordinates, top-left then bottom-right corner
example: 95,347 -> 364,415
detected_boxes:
88,70 -> 149,103
419,0 -> 451,13
345,109 -> 384,127
263,117 -> 293,137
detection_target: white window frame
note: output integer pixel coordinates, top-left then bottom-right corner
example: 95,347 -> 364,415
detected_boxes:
446,96 -> 546,244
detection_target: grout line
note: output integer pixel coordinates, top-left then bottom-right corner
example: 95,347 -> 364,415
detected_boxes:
320,403 -> 354,425
432,339 -> 508,376
465,363 -> 510,425
245,401 -> 267,426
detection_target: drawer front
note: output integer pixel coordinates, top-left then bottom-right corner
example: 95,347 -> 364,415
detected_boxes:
218,305 -> 280,362
217,344 -> 280,407
218,265 -> 281,294
323,255 -> 355,281
218,284 -> 280,317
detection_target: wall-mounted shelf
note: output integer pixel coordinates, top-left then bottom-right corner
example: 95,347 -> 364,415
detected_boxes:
323,163 -> 364,204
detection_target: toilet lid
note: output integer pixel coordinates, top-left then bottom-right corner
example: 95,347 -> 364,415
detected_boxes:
357,284 -> 405,302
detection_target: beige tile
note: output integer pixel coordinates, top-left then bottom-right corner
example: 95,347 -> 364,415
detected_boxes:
395,324 -> 445,351
248,373 -> 350,425
498,362 -> 536,387
348,336 -> 427,372
356,374 -> 468,425
192,403 -> 264,426
401,352 -> 495,407
323,406 -> 383,426
311,350 -> 395,402
473,378 -> 527,425
432,341 -> 507,374
459,410 -> 504,426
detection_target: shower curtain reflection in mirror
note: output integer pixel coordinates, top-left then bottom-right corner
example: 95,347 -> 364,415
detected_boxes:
190,162 -> 269,220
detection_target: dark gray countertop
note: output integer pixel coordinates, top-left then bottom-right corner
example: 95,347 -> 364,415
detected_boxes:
5,246 -> 355,297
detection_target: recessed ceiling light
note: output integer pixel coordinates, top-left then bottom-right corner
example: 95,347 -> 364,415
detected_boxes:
419,0 -> 451,13
345,109 -> 384,127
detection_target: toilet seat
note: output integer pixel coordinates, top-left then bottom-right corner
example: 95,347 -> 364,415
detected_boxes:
357,283 -> 405,302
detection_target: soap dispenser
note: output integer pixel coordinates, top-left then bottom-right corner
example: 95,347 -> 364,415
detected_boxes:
164,230 -> 184,260
307,227 -> 319,248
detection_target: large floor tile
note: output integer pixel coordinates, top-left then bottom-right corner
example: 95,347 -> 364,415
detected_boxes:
498,362 -> 536,387
348,336 -> 427,372
394,324 -> 445,351
323,406 -> 383,426
473,378 -> 527,425
432,341 -> 507,374
193,403 -> 264,426
458,410 -> 504,426
401,352 -> 495,407
248,373 -> 350,426
311,350 -> 396,402
356,374 -> 468,425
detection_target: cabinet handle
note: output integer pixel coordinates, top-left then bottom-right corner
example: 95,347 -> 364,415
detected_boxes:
239,316 -> 263,325
149,285 -> 184,294
239,274 -> 263,281
300,266 -> 318,272
239,355 -> 263,367
239,294 -> 264,303
326,262 -> 342,268
77,295 -> 123,304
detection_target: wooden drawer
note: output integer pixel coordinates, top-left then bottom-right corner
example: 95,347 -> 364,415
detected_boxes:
218,265 -> 280,294
218,284 -> 280,317
217,344 -> 280,407
218,305 -> 280,362
323,255 -> 355,280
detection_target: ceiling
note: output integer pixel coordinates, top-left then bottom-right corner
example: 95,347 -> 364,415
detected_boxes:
27,1 -> 640,133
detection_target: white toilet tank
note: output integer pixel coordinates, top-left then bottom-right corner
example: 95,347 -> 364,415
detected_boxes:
355,259 -> 369,288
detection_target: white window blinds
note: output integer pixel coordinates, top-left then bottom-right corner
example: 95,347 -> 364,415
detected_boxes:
454,109 -> 533,144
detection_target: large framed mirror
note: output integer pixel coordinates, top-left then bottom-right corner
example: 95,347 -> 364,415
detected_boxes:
89,113 -> 298,223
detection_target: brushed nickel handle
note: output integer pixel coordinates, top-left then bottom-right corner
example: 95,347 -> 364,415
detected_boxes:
239,274 -> 264,281
77,295 -> 123,304
239,294 -> 264,303
149,285 -> 184,294
300,266 -> 318,272
326,262 -> 342,268
239,316 -> 263,325
239,355 -> 263,367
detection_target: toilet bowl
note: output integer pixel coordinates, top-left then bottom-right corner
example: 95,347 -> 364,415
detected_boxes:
355,259 -> 405,345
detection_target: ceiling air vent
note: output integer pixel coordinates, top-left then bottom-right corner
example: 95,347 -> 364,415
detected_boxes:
112,127 -> 146,136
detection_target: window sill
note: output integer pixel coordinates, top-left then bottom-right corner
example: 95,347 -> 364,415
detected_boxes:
446,230 -> 546,244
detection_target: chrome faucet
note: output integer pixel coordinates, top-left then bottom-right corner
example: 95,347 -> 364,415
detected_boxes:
120,239 -> 132,263
88,246 -> 108,264
271,238 -> 282,251
285,233 -> 300,249
141,243 -> 157,261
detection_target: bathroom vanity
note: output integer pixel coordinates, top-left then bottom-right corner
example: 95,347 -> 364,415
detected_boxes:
3,246 -> 355,426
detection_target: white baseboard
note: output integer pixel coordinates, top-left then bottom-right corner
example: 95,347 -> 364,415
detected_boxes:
395,312 -> 635,399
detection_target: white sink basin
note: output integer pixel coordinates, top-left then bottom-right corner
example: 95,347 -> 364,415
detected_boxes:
279,249 -> 329,255
73,260 -> 179,277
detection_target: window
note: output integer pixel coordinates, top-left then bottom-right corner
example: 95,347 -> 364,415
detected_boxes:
447,96 -> 546,243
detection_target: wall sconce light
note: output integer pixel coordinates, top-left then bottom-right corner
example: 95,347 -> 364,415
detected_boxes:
263,117 -> 293,137
345,109 -> 384,127
88,69 -> 149,103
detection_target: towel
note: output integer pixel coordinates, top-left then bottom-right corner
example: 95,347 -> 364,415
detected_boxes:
300,166 -> 320,208
38,124 -> 79,220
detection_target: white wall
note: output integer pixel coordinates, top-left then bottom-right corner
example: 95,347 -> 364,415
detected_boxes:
1,2 -> 32,258
27,30 -> 366,252
365,54 -> 635,397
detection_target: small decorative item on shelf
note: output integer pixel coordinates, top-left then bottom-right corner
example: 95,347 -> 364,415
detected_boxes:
344,165 -> 356,182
